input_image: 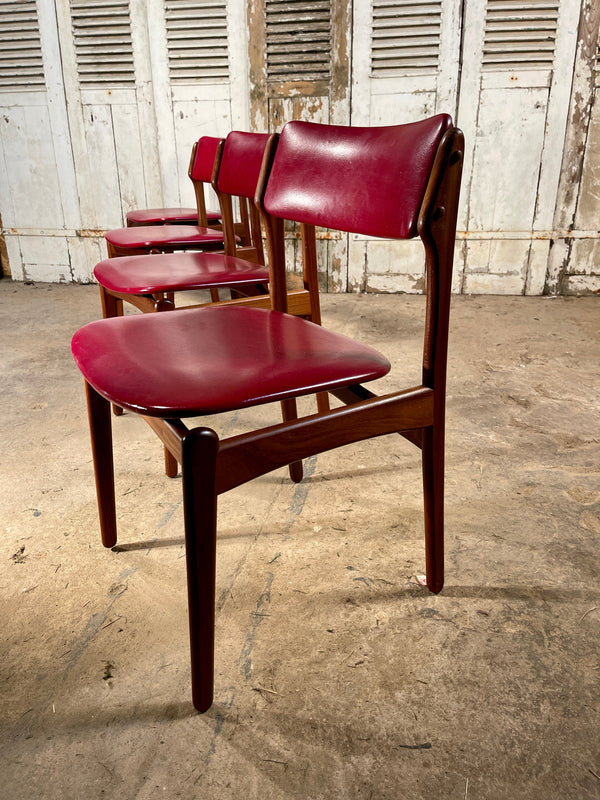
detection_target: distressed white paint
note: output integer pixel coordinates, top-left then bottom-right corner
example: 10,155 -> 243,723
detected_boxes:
463,272 -> 527,295
0,0 -> 598,293
575,87 -> 600,231
568,238 -> 600,275
468,88 -> 548,232
352,0 -> 461,125
525,240 -> 551,296
0,102 -> 64,229
36,0 -> 80,229
348,239 -> 426,293
532,0 -> 582,230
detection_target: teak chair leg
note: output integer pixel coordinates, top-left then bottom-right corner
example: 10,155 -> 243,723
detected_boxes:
280,398 -> 303,483
316,391 -> 330,414
85,381 -> 117,549
422,425 -> 444,594
164,448 -> 179,479
182,428 -> 219,713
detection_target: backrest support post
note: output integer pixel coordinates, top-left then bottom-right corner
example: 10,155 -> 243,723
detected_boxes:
418,128 -> 465,396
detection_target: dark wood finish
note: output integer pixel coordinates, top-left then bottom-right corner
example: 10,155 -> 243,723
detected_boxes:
80,120 -> 464,711
85,381 -> 117,548
182,428 -> 219,712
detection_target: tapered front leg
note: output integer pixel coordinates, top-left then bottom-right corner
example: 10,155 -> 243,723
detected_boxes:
181,427 -> 220,712
422,425 -> 444,594
85,381 -> 117,548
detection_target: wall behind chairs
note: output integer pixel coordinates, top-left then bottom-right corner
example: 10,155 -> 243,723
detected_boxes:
0,0 -> 598,295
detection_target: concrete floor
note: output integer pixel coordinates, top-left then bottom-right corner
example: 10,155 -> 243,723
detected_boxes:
0,281 -> 599,799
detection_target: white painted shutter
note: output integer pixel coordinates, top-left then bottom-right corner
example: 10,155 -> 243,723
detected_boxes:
165,0 -> 229,82
265,0 -> 332,82
69,0 -> 135,88
370,0 -> 442,76
482,0 -> 560,71
0,0 -> 45,89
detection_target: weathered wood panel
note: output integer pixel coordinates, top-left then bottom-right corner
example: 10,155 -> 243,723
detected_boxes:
0,102 -> 64,229
468,88 -> 548,232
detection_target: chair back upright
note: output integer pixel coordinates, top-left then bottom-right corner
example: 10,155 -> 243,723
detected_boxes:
258,115 -> 464,394
188,136 -> 223,227
211,131 -> 272,264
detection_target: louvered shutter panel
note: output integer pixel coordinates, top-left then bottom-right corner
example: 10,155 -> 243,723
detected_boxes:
482,0 -> 560,71
370,0 -> 442,77
266,0 -> 332,83
70,0 -> 135,88
165,0 -> 229,82
0,0 -> 45,89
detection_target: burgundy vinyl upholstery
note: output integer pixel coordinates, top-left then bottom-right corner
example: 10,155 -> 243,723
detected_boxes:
97,131 -> 272,298
104,224 -> 224,250
71,306 -> 391,417
94,252 -> 269,294
190,136 -> 222,183
125,137 -> 222,227
263,114 -> 452,239
216,132 -> 271,198
126,208 -> 220,225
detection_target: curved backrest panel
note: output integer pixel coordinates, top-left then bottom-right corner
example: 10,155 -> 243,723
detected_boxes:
190,136 -> 222,183
217,131 -> 271,198
263,114 -> 453,239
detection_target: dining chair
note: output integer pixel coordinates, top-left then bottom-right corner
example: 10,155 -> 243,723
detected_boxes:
104,137 -> 239,258
71,114 -> 464,712
126,139 -> 221,227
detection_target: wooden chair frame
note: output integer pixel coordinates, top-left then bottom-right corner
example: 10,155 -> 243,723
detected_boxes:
80,121 -> 464,712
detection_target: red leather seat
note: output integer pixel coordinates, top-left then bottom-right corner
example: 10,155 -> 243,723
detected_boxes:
126,208 -> 220,226
72,306 -> 390,417
94,252 -> 269,295
104,224 -> 225,254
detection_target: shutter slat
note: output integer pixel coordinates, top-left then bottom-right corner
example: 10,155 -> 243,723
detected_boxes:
266,0 -> 331,83
371,0 -> 442,76
70,0 -> 135,88
0,0 -> 44,89
165,0 -> 230,83
482,0 -> 559,71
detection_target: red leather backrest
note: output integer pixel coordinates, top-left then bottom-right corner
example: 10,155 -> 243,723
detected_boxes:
190,136 -> 222,183
263,114 -> 453,239
217,131 -> 271,198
